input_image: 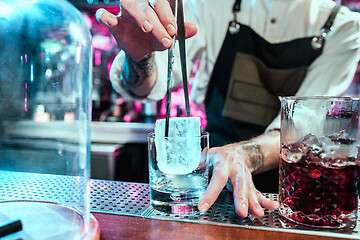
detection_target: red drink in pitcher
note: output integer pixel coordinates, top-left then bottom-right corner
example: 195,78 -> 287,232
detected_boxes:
279,134 -> 360,229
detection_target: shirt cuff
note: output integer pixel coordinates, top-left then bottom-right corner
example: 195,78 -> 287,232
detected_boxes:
265,114 -> 281,133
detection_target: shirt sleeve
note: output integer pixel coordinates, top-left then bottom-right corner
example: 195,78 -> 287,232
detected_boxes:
109,50 -> 168,103
266,7 -> 360,132
108,0 -> 231,104
108,0 -> 209,103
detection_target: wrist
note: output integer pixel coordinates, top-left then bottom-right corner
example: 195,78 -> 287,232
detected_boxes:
240,140 -> 264,173
121,53 -> 157,97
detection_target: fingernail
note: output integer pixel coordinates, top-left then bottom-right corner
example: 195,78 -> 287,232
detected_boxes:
161,37 -> 172,48
199,203 -> 209,212
95,9 -> 105,23
106,16 -> 118,27
166,24 -> 176,35
143,20 -> 153,32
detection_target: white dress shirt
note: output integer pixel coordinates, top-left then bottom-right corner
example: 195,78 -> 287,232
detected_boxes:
109,0 -> 360,131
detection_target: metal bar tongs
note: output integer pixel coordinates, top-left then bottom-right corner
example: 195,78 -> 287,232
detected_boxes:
165,0 -> 190,137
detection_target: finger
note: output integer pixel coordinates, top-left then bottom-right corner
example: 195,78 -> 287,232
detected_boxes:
232,172 -> 249,218
257,191 -> 280,210
245,178 -> 267,218
143,6 -> 174,48
150,0 -> 198,39
121,0 -> 173,48
149,0 -> 177,36
198,156 -> 229,213
198,171 -> 227,213
120,0 -> 154,32
96,8 -> 118,27
247,189 -> 264,218
184,22 -> 198,38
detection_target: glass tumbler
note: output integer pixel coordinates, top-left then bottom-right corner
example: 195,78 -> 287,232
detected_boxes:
279,96 -> 360,229
148,131 -> 209,215
0,0 -> 96,239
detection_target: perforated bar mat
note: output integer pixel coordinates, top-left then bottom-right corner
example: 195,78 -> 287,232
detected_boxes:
0,172 -> 359,239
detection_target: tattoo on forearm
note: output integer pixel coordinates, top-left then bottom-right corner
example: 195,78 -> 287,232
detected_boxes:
121,53 -> 156,89
241,140 -> 265,172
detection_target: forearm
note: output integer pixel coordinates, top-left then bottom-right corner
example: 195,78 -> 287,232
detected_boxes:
241,129 -> 280,175
121,53 -> 158,97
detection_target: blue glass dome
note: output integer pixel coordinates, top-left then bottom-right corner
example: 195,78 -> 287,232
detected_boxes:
0,0 -> 96,238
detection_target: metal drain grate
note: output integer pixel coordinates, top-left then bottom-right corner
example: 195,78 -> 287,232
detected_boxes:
90,180 -> 150,216
88,180 -> 360,239
0,171 -> 86,206
144,190 -> 284,228
0,172 -> 359,239
142,191 -> 282,228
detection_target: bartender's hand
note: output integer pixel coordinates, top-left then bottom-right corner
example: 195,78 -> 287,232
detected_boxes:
96,0 -> 198,61
198,143 -> 280,218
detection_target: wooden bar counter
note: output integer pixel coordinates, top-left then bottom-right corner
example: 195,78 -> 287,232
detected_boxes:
92,212 -> 354,240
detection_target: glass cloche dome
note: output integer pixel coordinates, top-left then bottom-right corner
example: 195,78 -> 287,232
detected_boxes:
0,0 -> 97,239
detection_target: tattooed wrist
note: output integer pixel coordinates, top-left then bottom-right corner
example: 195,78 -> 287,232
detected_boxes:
241,140 -> 264,173
121,53 -> 156,90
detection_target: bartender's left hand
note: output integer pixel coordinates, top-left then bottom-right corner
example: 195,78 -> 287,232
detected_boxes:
198,144 -> 280,218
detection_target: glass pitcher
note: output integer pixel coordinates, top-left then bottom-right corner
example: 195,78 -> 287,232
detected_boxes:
279,96 -> 360,230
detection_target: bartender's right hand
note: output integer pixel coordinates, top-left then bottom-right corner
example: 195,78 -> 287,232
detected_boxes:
198,145 -> 280,218
96,0 -> 198,62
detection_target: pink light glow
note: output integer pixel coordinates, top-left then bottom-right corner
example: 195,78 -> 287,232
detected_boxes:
82,12 -> 93,29
172,205 -> 196,215
123,109 -> 140,122
157,59 -> 207,128
158,83 -> 207,129
123,114 -> 131,122
94,49 -> 101,66
92,35 -> 114,51
133,101 -> 143,112
24,83 -> 28,112
116,97 -> 124,105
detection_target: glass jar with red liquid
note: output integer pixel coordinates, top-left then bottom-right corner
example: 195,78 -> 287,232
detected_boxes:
279,96 -> 360,230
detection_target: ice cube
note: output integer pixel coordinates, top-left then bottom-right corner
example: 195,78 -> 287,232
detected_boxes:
300,133 -> 321,147
155,117 -> 201,138
281,142 -> 309,164
308,145 -> 327,165
154,117 -> 201,174
292,102 -> 327,137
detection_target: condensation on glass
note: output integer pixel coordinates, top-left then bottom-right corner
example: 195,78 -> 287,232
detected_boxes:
0,0 -> 94,239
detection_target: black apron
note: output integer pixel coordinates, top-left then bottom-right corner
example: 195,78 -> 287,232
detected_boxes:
204,0 -> 340,193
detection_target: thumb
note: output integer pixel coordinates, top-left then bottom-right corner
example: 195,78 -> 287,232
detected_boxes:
95,8 -> 118,27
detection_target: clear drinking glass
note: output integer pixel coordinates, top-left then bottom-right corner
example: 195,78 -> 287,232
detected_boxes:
0,0 -> 95,239
148,131 -> 210,215
279,96 -> 360,229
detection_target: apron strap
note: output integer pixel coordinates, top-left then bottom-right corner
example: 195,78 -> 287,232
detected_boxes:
312,4 -> 341,49
233,0 -> 241,13
229,0 -> 241,34
323,5 -> 341,31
